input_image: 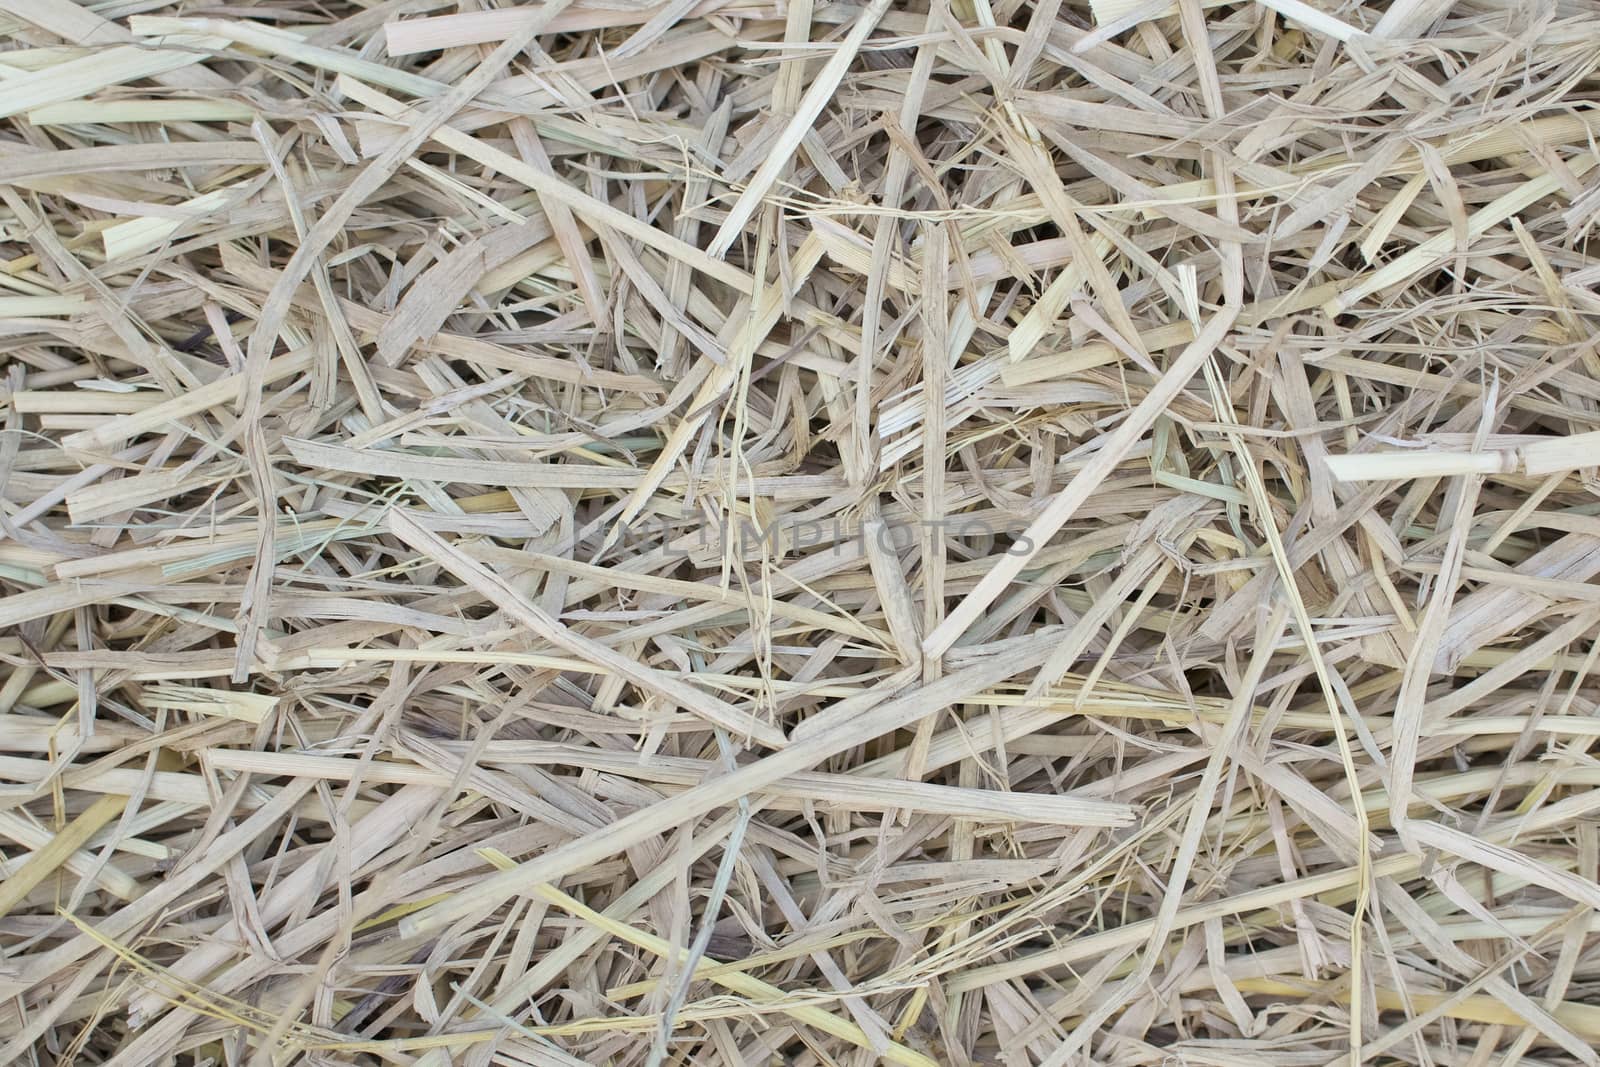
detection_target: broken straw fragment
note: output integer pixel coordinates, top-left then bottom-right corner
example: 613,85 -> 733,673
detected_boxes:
1325,431 -> 1600,481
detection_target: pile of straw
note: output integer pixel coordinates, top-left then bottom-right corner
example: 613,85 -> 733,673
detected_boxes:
3,0 -> 1600,1062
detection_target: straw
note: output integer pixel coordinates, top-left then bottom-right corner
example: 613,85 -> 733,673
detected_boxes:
3,0 -> 1600,1063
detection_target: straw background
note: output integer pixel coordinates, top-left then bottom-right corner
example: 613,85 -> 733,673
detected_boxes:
3,0 -> 1600,1064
